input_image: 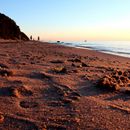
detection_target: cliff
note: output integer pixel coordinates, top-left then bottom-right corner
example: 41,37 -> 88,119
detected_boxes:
0,13 -> 29,40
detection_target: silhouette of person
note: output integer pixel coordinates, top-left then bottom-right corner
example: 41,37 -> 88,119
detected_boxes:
30,35 -> 32,40
38,36 -> 40,41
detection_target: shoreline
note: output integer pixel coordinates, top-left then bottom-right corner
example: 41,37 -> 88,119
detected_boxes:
50,41 -> 130,61
0,40 -> 130,129
52,41 -> 130,59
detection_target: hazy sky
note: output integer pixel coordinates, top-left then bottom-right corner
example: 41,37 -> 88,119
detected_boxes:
1,0 -> 130,41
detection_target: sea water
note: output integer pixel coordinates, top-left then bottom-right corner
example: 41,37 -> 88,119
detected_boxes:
54,41 -> 130,58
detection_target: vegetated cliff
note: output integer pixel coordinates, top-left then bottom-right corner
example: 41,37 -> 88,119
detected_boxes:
0,13 -> 29,40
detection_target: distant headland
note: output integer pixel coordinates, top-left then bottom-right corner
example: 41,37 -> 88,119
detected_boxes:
0,13 -> 29,40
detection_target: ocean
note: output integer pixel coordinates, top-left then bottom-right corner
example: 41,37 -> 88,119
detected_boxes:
53,41 -> 130,58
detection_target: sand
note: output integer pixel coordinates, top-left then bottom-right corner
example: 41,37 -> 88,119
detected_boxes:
0,40 -> 130,129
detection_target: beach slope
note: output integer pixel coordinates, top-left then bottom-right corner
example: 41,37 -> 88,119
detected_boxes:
0,40 -> 129,129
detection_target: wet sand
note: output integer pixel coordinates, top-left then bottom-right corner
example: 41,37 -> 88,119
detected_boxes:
0,40 -> 130,129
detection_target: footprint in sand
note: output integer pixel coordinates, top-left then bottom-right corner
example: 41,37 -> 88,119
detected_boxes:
44,84 -> 81,108
0,115 -> 39,130
0,85 -> 33,97
16,86 -> 33,97
19,101 -> 38,109
47,101 -> 66,107
6,80 -> 33,97
29,71 -> 52,80
0,87 -> 18,97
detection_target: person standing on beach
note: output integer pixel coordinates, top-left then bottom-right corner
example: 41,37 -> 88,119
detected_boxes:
38,36 -> 40,41
30,35 -> 32,40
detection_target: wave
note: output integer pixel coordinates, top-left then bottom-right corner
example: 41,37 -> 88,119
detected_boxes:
54,41 -> 130,58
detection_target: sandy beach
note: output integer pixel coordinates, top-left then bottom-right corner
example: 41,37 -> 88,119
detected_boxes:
0,40 -> 130,129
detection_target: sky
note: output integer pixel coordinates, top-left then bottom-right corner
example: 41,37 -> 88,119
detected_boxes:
1,0 -> 130,41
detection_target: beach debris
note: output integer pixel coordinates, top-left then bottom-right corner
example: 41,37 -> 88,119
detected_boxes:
96,69 -> 130,91
52,66 -> 67,74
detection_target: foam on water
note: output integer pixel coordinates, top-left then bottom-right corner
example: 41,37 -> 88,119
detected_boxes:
54,41 -> 130,58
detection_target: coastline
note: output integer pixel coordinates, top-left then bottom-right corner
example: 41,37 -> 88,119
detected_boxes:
0,40 -> 130,129
51,41 -> 130,61
53,41 -> 130,59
